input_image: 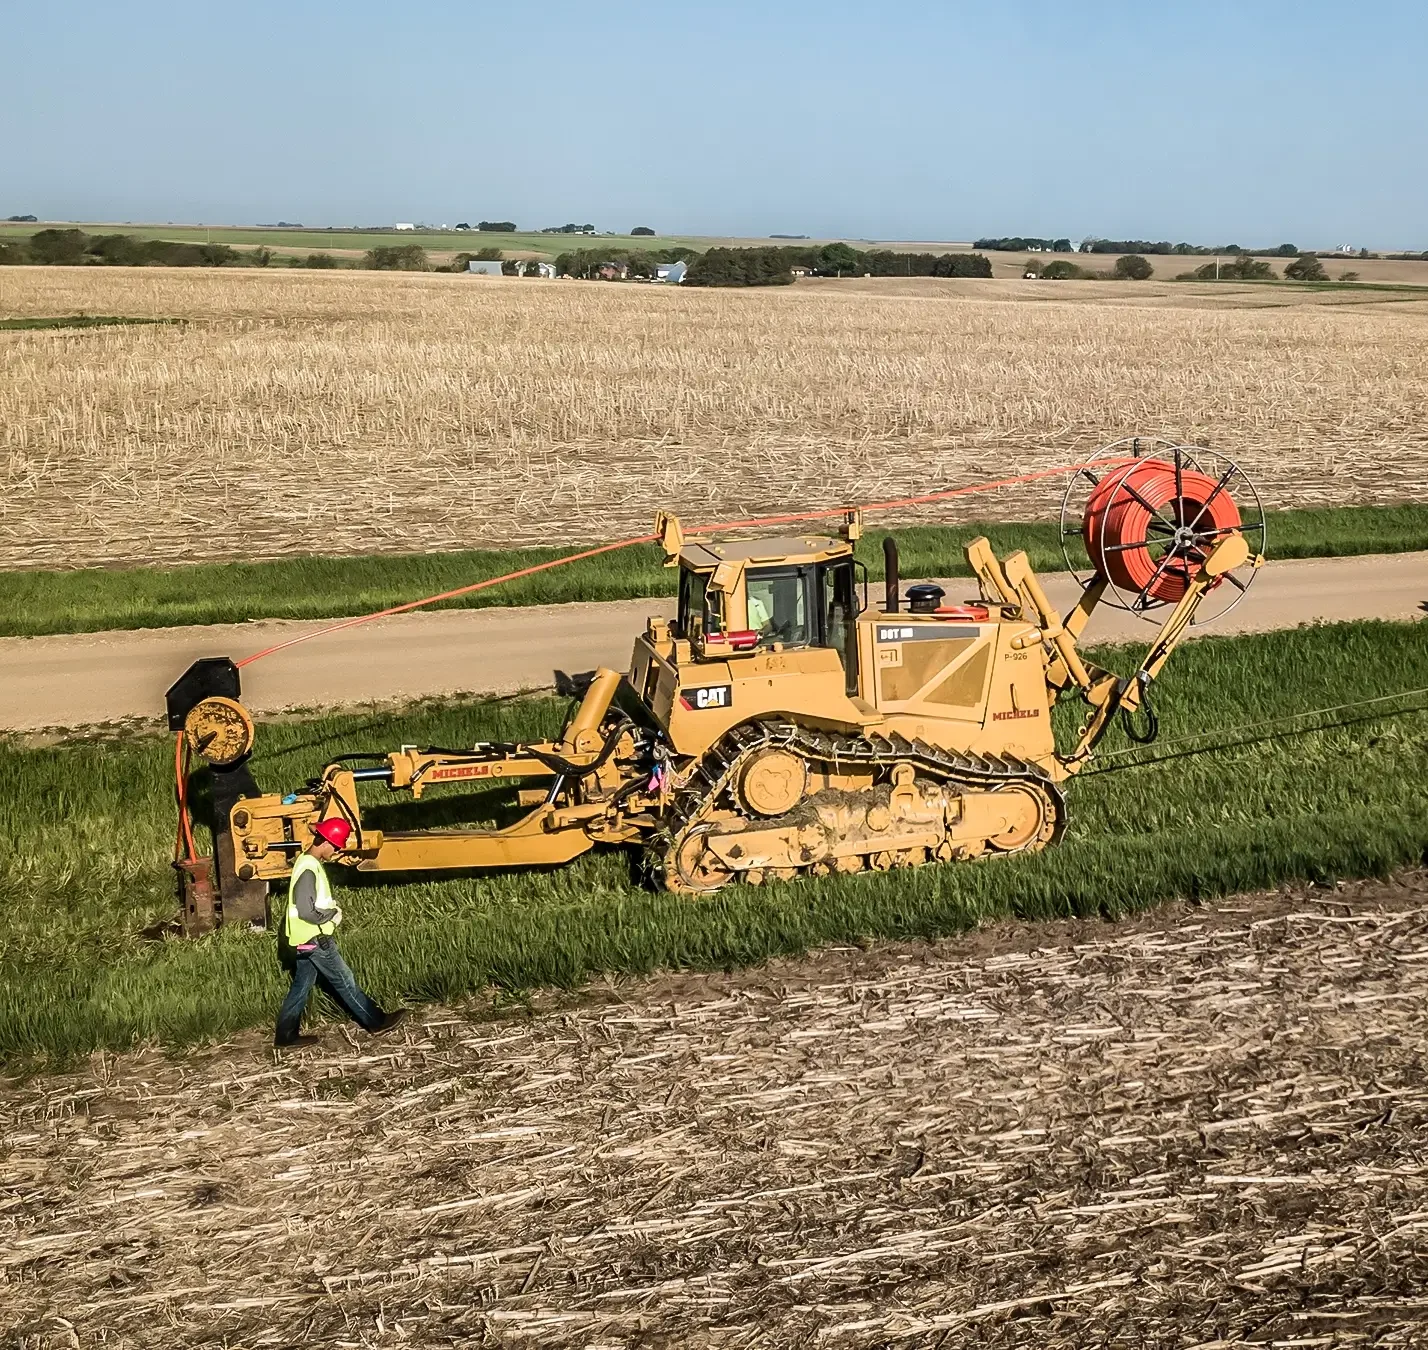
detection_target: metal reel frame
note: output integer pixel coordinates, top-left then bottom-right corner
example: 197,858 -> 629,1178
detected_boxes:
1059,437 -> 1266,624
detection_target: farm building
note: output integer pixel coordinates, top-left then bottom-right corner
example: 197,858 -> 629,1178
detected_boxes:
596,262 -> 628,281
524,261 -> 557,279
467,260 -> 504,276
394,223 -> 416,231
654,260 -> 687,283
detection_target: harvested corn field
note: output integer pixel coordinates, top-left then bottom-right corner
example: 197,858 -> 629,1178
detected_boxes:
4,873 -> 1427,1347
3,268 -> 1428,568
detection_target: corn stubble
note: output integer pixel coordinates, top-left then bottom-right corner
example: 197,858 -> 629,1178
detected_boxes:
2,269 -> 1427,569
3,876 -> 1426,1346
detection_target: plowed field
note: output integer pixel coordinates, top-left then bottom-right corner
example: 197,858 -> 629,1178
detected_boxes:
5,873 -> 1425,1347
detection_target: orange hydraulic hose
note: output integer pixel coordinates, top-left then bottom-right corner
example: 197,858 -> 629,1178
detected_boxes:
234,457 -> 1129,671
174,732 -> 199,864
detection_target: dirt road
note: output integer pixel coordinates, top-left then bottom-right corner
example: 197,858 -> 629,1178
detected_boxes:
2,552 -> 1424,732
3,873 -> 1425,1347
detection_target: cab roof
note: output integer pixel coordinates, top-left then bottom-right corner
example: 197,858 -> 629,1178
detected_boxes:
678,533 -> 853,570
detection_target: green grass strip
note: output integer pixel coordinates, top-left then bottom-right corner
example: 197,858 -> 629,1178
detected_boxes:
0,619 -> 1424,1064
0,315 -> 178,332
4,504 -> 1426,639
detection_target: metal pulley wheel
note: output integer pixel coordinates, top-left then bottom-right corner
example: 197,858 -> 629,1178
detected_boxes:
183,696 -> 255,766
1061,437 -> 1266,621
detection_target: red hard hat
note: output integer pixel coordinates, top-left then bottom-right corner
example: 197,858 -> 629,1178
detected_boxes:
312,818 -> 352,849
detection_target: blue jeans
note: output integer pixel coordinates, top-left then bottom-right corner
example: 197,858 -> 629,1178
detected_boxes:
276,936 -> 382,1042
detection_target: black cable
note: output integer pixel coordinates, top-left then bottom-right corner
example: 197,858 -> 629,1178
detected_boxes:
1119,683 -> 1160,745
1086,698 -> 1428,776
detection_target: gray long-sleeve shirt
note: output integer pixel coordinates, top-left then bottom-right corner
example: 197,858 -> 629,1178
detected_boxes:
292,869 -> 341,928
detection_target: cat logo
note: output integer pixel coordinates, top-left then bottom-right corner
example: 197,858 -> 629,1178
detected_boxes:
680,684 -> 732,711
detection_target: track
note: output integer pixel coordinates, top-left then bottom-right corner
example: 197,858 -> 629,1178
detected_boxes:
655,721 -> 1063,890
1,551 -> 1424,732
3,873 -> 1425,1347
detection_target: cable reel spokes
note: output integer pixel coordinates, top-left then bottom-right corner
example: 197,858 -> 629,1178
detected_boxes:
1060,437 -> 1266,623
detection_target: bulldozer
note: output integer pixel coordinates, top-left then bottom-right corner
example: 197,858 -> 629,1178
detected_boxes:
167,446 -> 1263,931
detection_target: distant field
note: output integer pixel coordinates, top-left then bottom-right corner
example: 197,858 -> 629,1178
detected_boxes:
806,274 -> 1428,309
0,222 -> 850,262
6,222 -> 1427,282
3,266 -> 1428,570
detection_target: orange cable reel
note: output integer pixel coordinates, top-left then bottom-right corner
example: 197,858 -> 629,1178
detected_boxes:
1067,439 -> 1264,617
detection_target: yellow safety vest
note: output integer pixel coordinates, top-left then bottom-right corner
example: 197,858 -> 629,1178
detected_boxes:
284,852 -> 342,946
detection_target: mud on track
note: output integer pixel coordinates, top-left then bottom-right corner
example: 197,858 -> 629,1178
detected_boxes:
4,873 -> 1428,1347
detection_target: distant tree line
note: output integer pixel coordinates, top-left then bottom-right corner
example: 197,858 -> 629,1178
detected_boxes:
763,242 -> 990,278
975,236 -> 1072,252
363,244 -> 430,271
554,246 -> 698,279
1171,254 -> 1332,282
1027,256 -> 1155,281
551,241 -> 992,285
1020,248 -> 1343,284
684,248 -> 795,287
0,228 -> 252,268
1077,238 -> 1305,257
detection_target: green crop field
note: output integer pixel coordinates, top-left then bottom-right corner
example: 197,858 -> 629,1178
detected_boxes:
4,504 -> 1425,639
1,619 -> 1424,1064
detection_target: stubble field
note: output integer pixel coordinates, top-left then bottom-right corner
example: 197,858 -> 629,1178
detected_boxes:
5,874 -> 1426,1347
3,267 -> 1428,570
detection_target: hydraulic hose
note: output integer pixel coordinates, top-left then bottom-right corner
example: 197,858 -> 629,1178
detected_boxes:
418,714 -> 635,783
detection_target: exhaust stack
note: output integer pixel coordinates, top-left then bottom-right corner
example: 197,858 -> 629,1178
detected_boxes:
883,536 -> 900,612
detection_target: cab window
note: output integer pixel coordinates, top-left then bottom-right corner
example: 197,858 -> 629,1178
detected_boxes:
676,567 -> 709,639
822,560 -> 861,695
746,568 -> 811,647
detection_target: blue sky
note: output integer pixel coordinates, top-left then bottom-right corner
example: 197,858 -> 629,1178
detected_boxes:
4,0 -> 1424,246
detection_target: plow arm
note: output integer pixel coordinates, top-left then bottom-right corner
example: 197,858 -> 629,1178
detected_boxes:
225,666 -> 651,883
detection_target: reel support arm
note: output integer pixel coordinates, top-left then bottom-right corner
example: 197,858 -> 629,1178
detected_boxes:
1060,532 -> 1251,767
1002,549 -> 1097,694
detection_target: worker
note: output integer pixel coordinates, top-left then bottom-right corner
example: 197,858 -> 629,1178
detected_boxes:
274,817 -> 406,1048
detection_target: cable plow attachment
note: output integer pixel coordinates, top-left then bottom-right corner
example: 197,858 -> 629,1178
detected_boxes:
163,444 -> 1286,931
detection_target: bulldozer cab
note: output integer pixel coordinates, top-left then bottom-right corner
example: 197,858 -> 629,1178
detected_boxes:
673,535 -> 864,693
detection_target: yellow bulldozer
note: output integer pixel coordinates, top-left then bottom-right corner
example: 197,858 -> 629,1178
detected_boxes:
167,448 -> 1261,932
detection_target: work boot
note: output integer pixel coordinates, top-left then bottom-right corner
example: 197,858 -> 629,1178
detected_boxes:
274,1034 -> 321,1049
370,1009 -> 408,1036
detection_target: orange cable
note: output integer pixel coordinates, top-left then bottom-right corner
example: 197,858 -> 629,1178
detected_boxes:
174,732 -> 199,864
234,533 -> 658,669
683,458 -> 1131,536
233,456 -> 1128,671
